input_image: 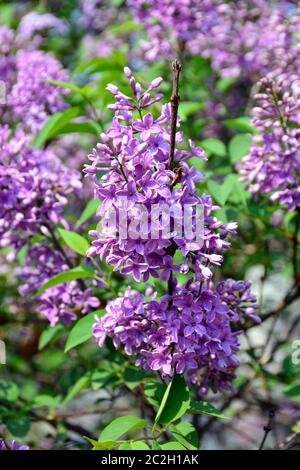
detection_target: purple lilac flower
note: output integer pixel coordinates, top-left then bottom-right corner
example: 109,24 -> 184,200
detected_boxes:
17,12 -> 67,43
129,1 -> 293,80
238,77 -> 300,211
8,50 -> 69,133
88,68 -> 259,393
0,26 -> 15,85
81,34 -> 125,60
93,282 -> 257,392
18,244 -> 99,326
0,18 -> 68,122
0,440 -> 29,450
128,0 -> 220,62
216,279 -> 260,323
0,126 -> 81,249
193,0 -> 293,80
129,1 -> 299,141
80,0 -> 116,34
79,0 -> 130,59
84,67 -> 237,284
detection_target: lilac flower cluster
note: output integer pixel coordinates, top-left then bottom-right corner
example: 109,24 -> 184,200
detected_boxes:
0,19 -> 69,132
128,0 -> 220,63
18,244 -> 99,326
0,26 -> 15,84
85,67 -> 237,283
0,440 -> 29,451
80,0 -> 128,59
88,68 -> 259,392
17,12 -> 67,43
80,0 -> 115,34
8,50 -> 69,133
129,0 -> 294,80
0,126 -> 81,250
94,282 -> 258,391
238,77 -> 300,211
193,0 -> 293,80
128,1 -> 299,141
0,13 -> 96,328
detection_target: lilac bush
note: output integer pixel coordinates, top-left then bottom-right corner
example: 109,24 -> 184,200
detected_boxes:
1,0 -> 300,452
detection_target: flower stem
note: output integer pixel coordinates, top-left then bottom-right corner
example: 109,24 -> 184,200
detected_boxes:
169,60 -> 182,170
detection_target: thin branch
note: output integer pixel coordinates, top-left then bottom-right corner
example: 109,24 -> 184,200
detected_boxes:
43,223 -> 73,269
169,60 -> 182,170
257,286 -> 300,323
258,408 -> 276,450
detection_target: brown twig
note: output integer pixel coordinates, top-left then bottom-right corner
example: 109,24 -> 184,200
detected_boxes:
258,286 -> 300,323
169,60 -> 182,170
258,408 -> 276,450
167,61 -> 182,303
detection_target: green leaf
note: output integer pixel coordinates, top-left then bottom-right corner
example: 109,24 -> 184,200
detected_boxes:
32,394 -> 61,409
155,375 -> 190,425
207,174 -> 236,206
144,380 -> 166,408
46,80 -> 89,97
283,382 -> 300,403
33,107 -> 82,148
99,416 -> 148,442
224,117 -> 257,134
5,414 -> 30,437
217,77 -> 237,94
189,156 -> 205,173
228,176 -> 249,206
189,400 -> 229,419
282,355 -> 300,379
38,323 -> 67,350
65,310 -> 105,353
0,5 -> 14,26
151,441 -> 161,450
118,441 -> 150,450
179,102 -> 205,122
229,134 -> 251,163
34,269 -> 96,297
170,422 -> 199,450
75,56 -> 125,76
0,380 -> 19,403
201,138 -> 226,157
292,420 -> 300,433
91,368 -> 117,390
130,441 -> 150,450
123,366 -> 149,390
287,120 -> 300,129
86,437 -> 117,450
160,441 -> 187,450
107,20 -> 141,35
56,121 -> 101,137
62,374 -> 90,406
58,228 -> 90,256
76,199 -> 100,228
117,442 -> 132,450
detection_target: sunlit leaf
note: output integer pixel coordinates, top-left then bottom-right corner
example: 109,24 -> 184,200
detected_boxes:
99,416 -> 148,442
